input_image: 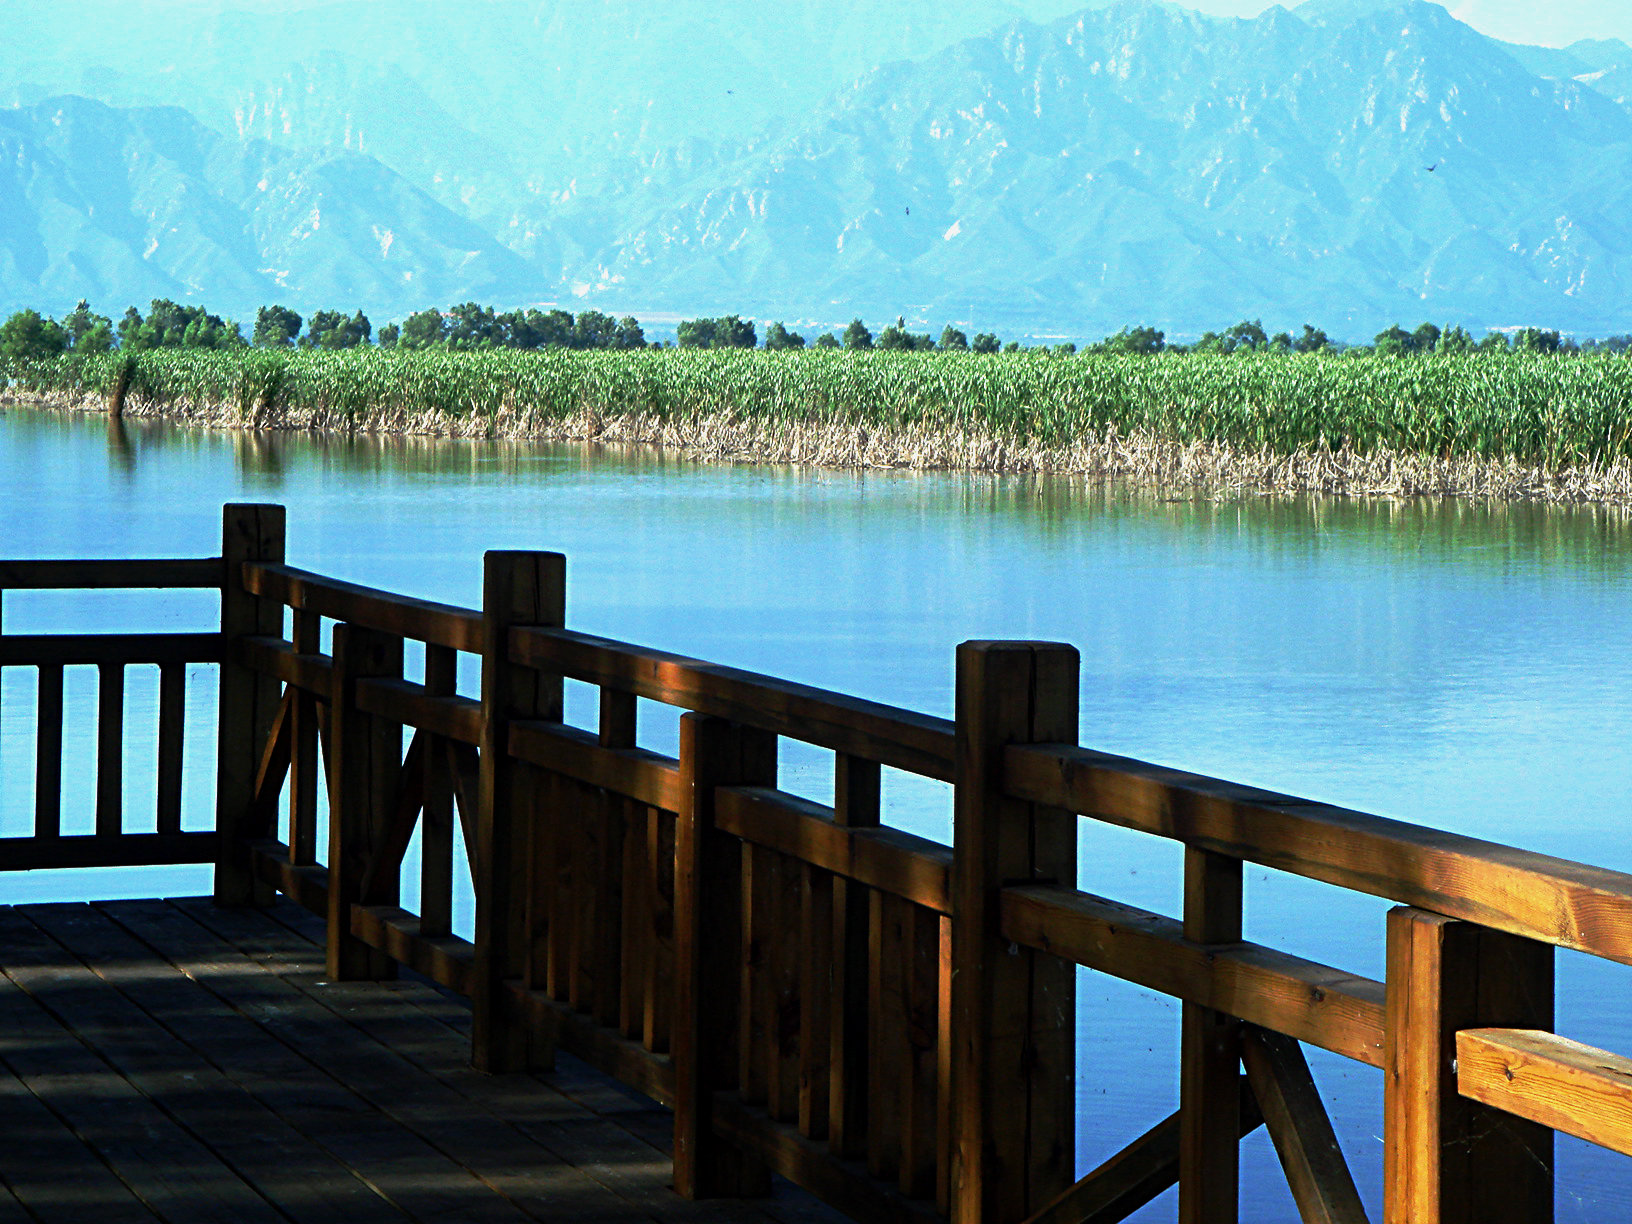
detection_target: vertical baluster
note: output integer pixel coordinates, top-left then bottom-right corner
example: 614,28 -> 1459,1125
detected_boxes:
156,662 -> 186,835
672,712 -> 774,1199
867,889 -> 907,1183
95,663 -> 124,838
1384,907 -> 1554,1224
288,608 -> 321,864
828,753 -> 880,1161
620,791 -> 649,1040
419,644 -> 456,936
644,808 -> 675,1054
951,641 -> 1079,1224
900,901 -> 940,1199
34,664 -> 64,839
741,839 -> 772,1107
798,857 -> 834,1140
594,689 -> 634,1030
1179,848 -> 1244,1224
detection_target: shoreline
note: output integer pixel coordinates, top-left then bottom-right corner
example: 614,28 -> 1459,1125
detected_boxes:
10,389 -> 1632,506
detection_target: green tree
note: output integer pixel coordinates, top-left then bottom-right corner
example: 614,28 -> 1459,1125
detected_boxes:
970,332 -> 1000,354
1052,342 -> 1077,356
1292,324 -> 1330,354
764,321 -> 805,350
59,300 -> 114,352
254,305 -> 304,348
1412,322 -> 1442,353
1103,325 -> 1164,355
939,325 -> 969,351
399,308 -> 447,348
1477,331 -> 1511,353
1002,341 -> 1021,353
1438,325 -> 1474,353
842,318 -> 873,350
1224,319 -> 1269,353
677,317 -> 717,348
377,322 -> 401,347
1513,327 -> 1561,354
1373,324 -> 1412,357
813,332 -> 840,349
614,316 -> 646,349
0,309 -> 67,361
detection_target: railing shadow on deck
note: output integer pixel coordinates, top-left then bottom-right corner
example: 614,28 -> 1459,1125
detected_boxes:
2,501 -> 1631,1224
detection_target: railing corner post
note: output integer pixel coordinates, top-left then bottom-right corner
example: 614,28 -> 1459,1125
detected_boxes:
214,502 -> 286,907
950,640 -> 1079,1224
472,549 -> 565,1073
1383,905 -> 1554,1224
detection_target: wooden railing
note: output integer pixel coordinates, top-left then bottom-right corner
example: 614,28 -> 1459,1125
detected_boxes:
5,501 -> 1632,1224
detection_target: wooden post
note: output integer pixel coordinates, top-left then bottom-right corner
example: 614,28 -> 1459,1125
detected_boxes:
1384,907 -> 1554,1224
215,503 -> 285,906
672,712 -> 774,1199
1179,848 -> 1244,1224
326,624 -> 402,981
828,753 -> 880,1161
471,550 -> 564,1072
951,641 -> 1079,1224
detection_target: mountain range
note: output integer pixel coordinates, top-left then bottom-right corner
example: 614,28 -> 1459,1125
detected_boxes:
3,0 -> 1631,340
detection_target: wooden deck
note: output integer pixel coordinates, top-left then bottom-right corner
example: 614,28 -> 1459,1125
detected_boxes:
0,896 -> 838,1224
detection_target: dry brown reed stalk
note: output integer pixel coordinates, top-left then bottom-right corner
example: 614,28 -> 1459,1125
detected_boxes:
8,389 -> 1632,505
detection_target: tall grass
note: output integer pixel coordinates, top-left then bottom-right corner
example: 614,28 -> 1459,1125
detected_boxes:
7,347 -> 1632,469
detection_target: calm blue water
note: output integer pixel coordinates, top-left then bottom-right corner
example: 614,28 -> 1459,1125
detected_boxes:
3,407 -> 1631,1220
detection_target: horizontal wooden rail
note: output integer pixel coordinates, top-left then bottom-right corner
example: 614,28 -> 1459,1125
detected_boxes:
1458,1029 -> 1632,1158
1001,884 -> 1386,1067
510,626 -> 956,782
715,786 -> 953,915
1005,742 -> 1632,965
0,632 -> 223,667
356,677 -> 482,744
242,561 -> 483,652
0,832 -> 217,871
0,557 -> 222,589
237,636 -> 334,694
509,719 -> 683,811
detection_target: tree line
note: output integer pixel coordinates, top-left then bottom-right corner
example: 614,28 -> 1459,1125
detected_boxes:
2,300 -> 1629,362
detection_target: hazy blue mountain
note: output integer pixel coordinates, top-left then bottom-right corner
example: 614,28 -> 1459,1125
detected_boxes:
0,96 -> 540,319
552,0 -> 1632,335
4,0 -> 1632,337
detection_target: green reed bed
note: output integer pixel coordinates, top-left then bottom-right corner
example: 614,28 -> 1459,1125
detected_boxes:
8,346 -> 1632,471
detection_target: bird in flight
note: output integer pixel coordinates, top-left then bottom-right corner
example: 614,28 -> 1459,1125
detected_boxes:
905,206 -> 911,215
1426,163 -> 1438,172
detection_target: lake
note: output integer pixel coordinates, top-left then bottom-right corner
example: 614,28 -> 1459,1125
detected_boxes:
4,406 -> 1631,1220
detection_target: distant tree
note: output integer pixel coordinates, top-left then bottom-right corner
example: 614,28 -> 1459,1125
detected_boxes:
0,309 -> 67,361
677,317 -> 717,348
573,309 -> 621,349
1052,342 -> 1077,356
970,332 -> 1000,354
1412,322 -> 1442,353
1268,331 -> 1293,353
614,316 -> 646,349
877,317 -> 914,351
59,300 -> 114,353
304,308 -> 371,349
1103,325 -> 1164,355
1513,327 -> 1561,354
1438,325 -> 1474,353
764,321 -> 805,350
1292,324 -> 1330,354
1002,341 -> 1021,353
254,305 -> 304,348
1373,324 -> 1412,357
842,318 -> 873,351
1477,331 -> 1511,353
377,322 -> 401,347
118,307 -> 146,350
714,315 -> 757,349
813,332 -> 840,349
1224,319 -> 1269,353
399,308 -> 447,348
939,325 -> 969,352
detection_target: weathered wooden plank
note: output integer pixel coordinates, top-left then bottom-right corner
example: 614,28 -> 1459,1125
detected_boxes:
507,983 -> 677,1109
898,901 -> 940,1200
156,661 -> 186,836
620,798 -> 650,1041
0,831 -> 217,871
216,503 -> 286,906
0,557 -> 221,590
799,860 -> 835,1141
242,561 -> 483,652
248,838 -> 330,916
1383,908 -> 1554,1224
510,717 -> 682,810
0,631 -> 221,667
418,645 -> 457,936
672,713 -> 775,1199
595,689 -> 635,1032
248,689 -> 293,842
1457,1028 -> 1632,1159
715,786 -> 952,913
473,550 -> 565,1072
33,663 -> 63,838
357,676 -> 483,743
287,607 -> 322,865
1179,848 -> 1243,1224
1006,741 -> 1632,965
1001,884 -> 1386,1067
237,634 -> 334,695
510,626 -> 956,782
741,841 -> 773,1108
646,808 -> 676,1055
1240,1027 -> 1369,1224
951,642 -> 1079,1224
829,753 -> 879,1162
711,1094 -> 943,1224
326,625 -> 402,981
867,890 -> 907,1183
349,903 -> 475,995
357,731 -> 428,905
94,663 -> 124,836
1022,1078 -> 1264,1224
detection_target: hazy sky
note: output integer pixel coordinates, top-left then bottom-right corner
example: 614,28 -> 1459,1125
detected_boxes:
1165,0 -> 1631,48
